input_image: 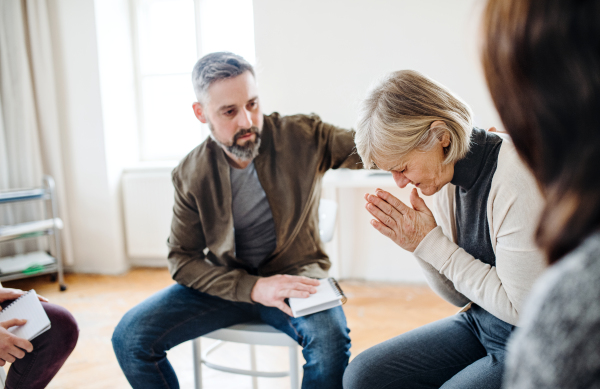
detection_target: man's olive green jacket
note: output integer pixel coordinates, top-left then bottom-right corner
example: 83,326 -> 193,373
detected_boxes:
167,113 -> 362,303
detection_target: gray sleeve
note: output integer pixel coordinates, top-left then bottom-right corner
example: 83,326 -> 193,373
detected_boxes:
504,242 -> 600,389
414,255 -> 470,307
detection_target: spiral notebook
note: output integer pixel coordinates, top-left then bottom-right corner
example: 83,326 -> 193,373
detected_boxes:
0,290 -> 50,340
288,278 -> 347,318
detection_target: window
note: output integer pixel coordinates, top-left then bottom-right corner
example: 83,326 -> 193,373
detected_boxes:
132,0 -> 256,161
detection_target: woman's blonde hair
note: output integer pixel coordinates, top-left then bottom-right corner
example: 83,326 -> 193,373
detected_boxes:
355,70 -> 473,169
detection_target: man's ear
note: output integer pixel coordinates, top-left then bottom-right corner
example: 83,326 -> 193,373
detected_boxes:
192,102 -> 207,123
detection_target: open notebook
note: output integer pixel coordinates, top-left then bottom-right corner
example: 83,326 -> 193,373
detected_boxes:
288,278 -> 347,318
0,290 -> 51,340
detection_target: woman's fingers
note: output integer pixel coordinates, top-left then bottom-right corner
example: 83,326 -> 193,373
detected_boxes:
13,336 -> 33,353
370,219 -> 395,239
0,319 -> 26,330
375,190 -> 411,215
0,288 -> 25,303
37,294 -> 49,303
365,191 -> 408,216
409,188 -> 433,215
365,202 -> 397,228
365,188 -> 438,252
366,194 -> 394,216
366,192 -> 405,219
6,344 -> 26,360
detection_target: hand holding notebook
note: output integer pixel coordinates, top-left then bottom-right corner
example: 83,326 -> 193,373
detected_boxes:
0,317 -> 34,363
0,290 -> 51,341
0,288 -> 48,304
251,274 -> 322,316
288,278 -> 347,318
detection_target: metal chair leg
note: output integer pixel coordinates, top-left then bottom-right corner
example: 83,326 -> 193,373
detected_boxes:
289,346 -> 300,389
0,365 -> 6,388
250,344 -> 258,389
193,338 -> 203,389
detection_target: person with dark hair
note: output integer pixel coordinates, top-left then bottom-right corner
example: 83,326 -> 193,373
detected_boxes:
0,286 -> 78,389
112,52 -> 360,389
342,69 -> 545,389
481,0 -> 600,387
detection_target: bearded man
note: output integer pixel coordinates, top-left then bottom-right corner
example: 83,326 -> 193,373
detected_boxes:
112,52 -> 361,389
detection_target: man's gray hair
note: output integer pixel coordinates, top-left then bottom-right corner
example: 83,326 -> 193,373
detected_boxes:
192,52 -> 255,103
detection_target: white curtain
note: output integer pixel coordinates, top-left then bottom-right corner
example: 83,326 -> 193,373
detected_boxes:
0,0 -> 73,265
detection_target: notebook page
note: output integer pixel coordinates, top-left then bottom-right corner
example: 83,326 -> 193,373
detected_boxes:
0,290 -> 51,340
289,278 -> 340,314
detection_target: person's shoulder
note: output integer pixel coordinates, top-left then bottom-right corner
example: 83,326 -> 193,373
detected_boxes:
495,137 -> 531,180
519,232 -> 600,334
530,232 -> 600,310
491,136 -> 542,203
266,112 -> 323,132
265,112 -> 331,149
172,137 -> 212,186
507,233 -> 600,387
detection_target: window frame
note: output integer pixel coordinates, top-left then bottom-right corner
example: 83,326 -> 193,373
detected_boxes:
129,0 -> 208,162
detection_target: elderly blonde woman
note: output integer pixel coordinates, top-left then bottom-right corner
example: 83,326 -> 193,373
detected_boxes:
342,70 -> 545,389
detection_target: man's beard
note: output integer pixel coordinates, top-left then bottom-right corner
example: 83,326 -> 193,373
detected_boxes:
209,124 -> 261,161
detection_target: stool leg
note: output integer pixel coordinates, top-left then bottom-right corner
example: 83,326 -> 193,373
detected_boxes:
288,345 -> 300,389
250,344 -> 258,389
0,365 -> 6,388
193,338 -> 203,389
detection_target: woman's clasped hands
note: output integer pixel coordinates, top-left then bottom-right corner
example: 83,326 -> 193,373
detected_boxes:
365,187 -> 437,252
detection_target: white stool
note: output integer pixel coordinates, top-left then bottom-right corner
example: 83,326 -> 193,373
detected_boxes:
192,199 -> 338,389
0,365 -> 6,388
193,321 -> 300,389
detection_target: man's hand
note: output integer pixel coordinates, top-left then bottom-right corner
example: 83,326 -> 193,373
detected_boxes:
0,288 -> 48,306
0,319 -> 33,366
251,275 -> 320,316
365,188 -> 437,252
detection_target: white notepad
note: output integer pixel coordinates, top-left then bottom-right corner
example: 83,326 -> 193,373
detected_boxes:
288,278 -> 347,318
0,290 -> 51,340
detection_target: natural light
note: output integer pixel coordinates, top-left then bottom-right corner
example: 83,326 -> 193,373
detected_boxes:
134,0 -> 256,161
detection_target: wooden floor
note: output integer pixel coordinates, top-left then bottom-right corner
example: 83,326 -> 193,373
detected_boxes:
2,269 -> 457,389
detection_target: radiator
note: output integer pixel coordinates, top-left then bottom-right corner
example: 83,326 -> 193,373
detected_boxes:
122,168 -> 174,259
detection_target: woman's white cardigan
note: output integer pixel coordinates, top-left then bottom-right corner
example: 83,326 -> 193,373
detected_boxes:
413,137 -> 546,326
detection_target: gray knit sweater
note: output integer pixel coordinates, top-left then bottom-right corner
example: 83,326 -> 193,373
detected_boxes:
504,231 -> 600,388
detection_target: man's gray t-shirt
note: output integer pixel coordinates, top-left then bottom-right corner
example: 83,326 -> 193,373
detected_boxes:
230,162 -> 277,268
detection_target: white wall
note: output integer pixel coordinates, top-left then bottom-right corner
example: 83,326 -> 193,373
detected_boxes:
253,0 -> 498,130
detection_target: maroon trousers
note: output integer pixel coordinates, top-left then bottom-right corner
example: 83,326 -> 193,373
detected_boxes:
2,301 -> 78,389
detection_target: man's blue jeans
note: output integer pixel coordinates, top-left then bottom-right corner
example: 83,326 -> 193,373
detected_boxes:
112,283 -> 351,389
343,304 -> 514,389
